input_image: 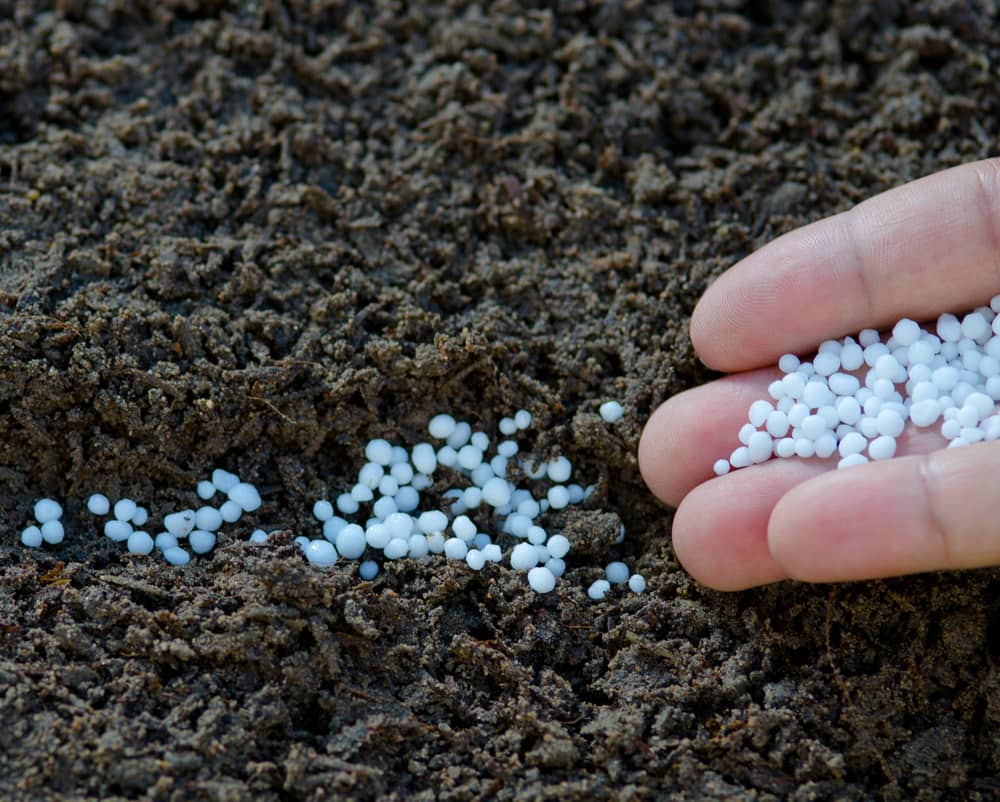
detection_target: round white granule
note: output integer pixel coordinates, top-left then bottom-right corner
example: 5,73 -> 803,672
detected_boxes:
768,380 -> 785,401
197,481 -> 216,500
813,352 -> 841,377
385,513 -> 413,540
418,510 -> 448,534
628,574 -> 647,594
606,562 -> 629,584
408,532 -> 431,560
86,494 -> 110,516
814,432 -> 838,459
778,353 -> 800,373
189,530 -> 216,554
510,542 -> 539,570
113,499 -> 137,523
800,415 -> 826,440
837,454 -> 869,469
840,342 -> 865,371
382,537 -> 410,560
514,409 -> 532,430
437,445 -> 458,468
962,312 -> 990,341
892,318 -> 922,346
747,432 -> 773,464
394,486 -> 420,512
858,328 -> 880,347
499,417 -> 518,435
451,515 -> 476,542
365,438 -> 394,465
545,534 -> 570,559
828,373 -> 860,396
249,530 -> 269,545
304,540 -> 338,566
775,438 -> 797,458
163,547 -> 191,566
34,498 -> 62,524
482,477 -> 512,508
794,439 -> 816,458
713,459 -> 730,476
155,533 -> 178,551
351,483 -> 375,503
471,463 -> 495,487
127,531 -> 155,555
765,410 -> 790,438
21,526 -> 42,548
132,507 -> 148,527
729,447 -> 752,469
365,523 -> 391,549
546,558 -> 566,577
391,462 -> 414,485
497,440 -> 519,458
738,423 -> 756,445
105,520 -> 132,542
588,579 -> 611,600
373,495 -> 398,520
868,435 -> 897,460
909,399 -> 941,427
336,493 -> 360,515
358,462 -> 384,489
470,432 -> 490,452
457,444 -> 483,470
229,483 -> 262,512
803,381 -> 834,409
547,456 -> 573,483
312,500 -> 334,522
443,538 -> 468,560
465,549 -> 486,571
547,485 -> 570,509
875,408 -> 905,438
747,400 -> 773,427
195,506 -> 223,532
359,560 -> 379,580
787,402 -> 810,426
219,501 -> 242,523
411,474 -> 433,491
295,536 -> 309,550
527,567 -> 556,593
838,432 -> 868,458
525,526 -> 545,545
506,514 -> 532,538
211,469 -> 240,494
483,544 -> 502,562
411,443 -> 437,475
599,401 -> 624,422
447,422 -> 472,449
378,475 -> 399,497
336,524 -> 367,559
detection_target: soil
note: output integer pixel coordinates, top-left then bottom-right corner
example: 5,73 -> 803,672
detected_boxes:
2,1 -> 1000,800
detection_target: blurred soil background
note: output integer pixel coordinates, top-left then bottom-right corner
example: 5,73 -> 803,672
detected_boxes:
1,1 -> 999,799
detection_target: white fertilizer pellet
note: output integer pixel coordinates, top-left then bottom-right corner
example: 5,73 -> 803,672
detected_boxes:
34,499 -> 62,523
527,566 -> 556,593
87,494 -> 110,515
21,526 -> 43,548
716,301 -> 1000,475
15,409 -> 635,601
599,401 -> 624,422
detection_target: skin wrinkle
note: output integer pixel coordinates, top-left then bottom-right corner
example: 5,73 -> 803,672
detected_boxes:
971,158 -> 1000,291
916,451 -> 953,571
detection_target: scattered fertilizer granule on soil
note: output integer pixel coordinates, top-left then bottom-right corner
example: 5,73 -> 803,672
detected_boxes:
18,405 -> 643,599
718,297 -> 1000,473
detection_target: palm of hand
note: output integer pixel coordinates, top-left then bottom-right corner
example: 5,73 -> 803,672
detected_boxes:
639,159 -> 1000,591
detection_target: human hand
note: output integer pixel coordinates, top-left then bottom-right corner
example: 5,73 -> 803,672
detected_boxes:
638,159 -> 1000,591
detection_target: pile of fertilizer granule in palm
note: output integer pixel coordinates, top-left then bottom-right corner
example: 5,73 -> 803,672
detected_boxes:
18,403 -> 643,598
716,297 -> 1000,474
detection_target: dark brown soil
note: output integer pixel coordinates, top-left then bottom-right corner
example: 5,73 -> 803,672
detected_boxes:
2,2 -> 1000,800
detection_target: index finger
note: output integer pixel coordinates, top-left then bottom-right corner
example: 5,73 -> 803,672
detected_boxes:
692,158 -> 1000,372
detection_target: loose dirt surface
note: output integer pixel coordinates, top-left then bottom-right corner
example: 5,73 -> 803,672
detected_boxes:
2,2 -> 999,800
